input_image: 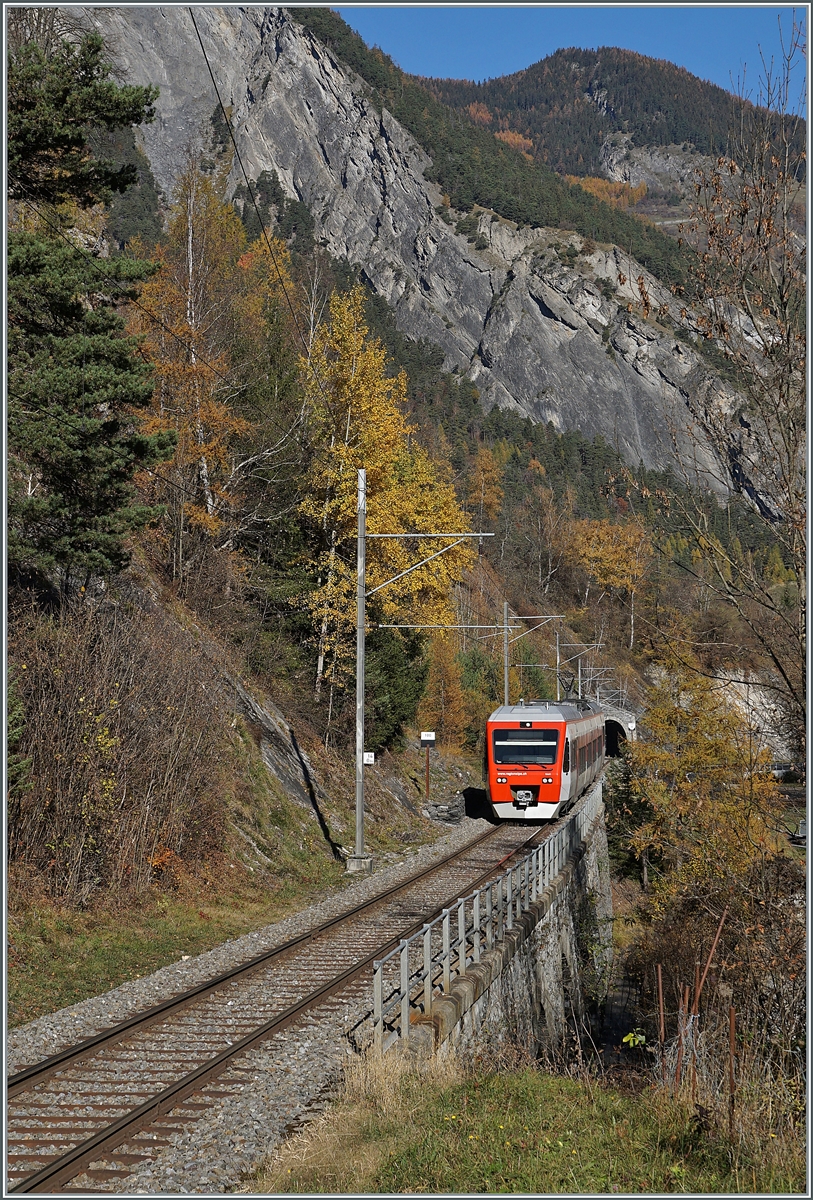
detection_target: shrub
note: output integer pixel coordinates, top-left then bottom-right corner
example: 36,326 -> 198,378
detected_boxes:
7,592 -> 230,903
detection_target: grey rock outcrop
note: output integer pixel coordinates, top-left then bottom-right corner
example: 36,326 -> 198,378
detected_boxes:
599,132 -> 713,199
87,5 -> 727,478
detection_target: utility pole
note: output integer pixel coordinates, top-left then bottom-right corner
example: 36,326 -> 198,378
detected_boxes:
556,631 -> 560,702
346,469 -> 370,873
503,600 -> 509,706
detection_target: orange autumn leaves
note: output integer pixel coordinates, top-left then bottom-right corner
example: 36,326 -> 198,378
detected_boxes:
128,164 -> 296,572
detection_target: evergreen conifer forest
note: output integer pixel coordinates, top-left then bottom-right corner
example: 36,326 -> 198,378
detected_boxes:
6,10 -> 805,1181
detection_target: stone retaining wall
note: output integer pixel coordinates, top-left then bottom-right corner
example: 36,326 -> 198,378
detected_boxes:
407,785 -> 612,1058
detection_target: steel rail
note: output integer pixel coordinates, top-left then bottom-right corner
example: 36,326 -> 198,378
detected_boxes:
8,823 -> 548,1194
7,823 -> 505,1099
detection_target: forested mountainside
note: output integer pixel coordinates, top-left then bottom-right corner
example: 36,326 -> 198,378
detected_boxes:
423,46 -> 746,176
290,8 -> 688,285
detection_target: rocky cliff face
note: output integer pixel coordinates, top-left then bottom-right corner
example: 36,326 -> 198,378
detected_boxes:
599,132 -> 712,200
89,4 -> 726,477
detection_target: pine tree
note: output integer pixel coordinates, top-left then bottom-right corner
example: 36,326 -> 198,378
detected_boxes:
7,32 -> 158,209
7,31 -> 172,587
7,235 -> 174,584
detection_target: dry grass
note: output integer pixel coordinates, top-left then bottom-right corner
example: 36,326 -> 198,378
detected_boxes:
250,1050 -> 463,1195
246,1041 -> 805,1195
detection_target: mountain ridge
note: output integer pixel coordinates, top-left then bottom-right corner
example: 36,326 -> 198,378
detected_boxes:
421,44 -> 747,177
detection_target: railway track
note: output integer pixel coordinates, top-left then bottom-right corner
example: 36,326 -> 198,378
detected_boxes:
7,820 -> 549,1194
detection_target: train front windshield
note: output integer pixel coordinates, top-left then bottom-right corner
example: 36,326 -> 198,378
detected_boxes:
492,728 -> 560,765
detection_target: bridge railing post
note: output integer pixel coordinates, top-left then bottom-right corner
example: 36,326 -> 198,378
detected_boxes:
473,891 -> 481,963
486,882 -> 494,949
496,877 -> 504,942
373,960 -> 383,1052
400,942 -> 410,1045
506,869 -> 514,930
457,897 -> 467,976
423,924 -> 432,1015
442,909 -> 451,992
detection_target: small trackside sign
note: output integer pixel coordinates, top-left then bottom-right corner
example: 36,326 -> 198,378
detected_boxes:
363,752 -> 375,765
420,731 -> 436,748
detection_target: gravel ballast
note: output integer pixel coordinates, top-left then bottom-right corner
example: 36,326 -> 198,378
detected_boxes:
7,818 -> 492,1194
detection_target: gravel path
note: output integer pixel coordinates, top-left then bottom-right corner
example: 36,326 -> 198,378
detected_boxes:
8,818 -> 492,1194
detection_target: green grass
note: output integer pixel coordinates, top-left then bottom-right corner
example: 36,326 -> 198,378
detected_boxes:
6,863 -> 346,1028
377,1073 -> 768,1194
254,1059 -> 805,1195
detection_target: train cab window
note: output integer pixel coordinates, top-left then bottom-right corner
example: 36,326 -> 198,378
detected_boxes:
562,738 -> 570,773
492,728 -> 560,765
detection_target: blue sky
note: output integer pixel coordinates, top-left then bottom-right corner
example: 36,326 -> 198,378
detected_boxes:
331,4 -> 805,99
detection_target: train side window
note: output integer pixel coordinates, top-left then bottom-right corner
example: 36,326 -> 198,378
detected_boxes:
563,738 -> 570,772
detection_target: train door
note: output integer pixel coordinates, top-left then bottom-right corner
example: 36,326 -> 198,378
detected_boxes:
561,734 -> 572,806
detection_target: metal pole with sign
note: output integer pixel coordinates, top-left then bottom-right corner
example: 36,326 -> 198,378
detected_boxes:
420,731 -> 436,797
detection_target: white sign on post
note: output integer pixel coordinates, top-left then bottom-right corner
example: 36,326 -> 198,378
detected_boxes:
363,751 -> 375,765
420,731 -> 436,748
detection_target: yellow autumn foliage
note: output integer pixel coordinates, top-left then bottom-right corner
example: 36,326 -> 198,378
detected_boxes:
467,445 -> 504,522
301,287 -> 475,688
565,175 -> 647,208
129,165 -> 252,566
627,659 -> 780,910
416,636 -> 468,749
569,517 -> 652,600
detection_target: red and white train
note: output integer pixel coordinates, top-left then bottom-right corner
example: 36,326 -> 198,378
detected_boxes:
485,698 -> 605,821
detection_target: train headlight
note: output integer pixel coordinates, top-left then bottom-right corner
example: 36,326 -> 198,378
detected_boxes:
497,776 -> 507,784
542,777 -> 553,784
